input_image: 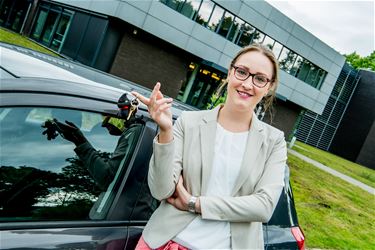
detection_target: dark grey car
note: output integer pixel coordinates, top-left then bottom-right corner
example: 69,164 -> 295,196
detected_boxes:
0,43 -> 305,250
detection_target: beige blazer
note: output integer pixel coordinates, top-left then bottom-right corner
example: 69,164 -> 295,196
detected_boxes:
143,105 -> 287,249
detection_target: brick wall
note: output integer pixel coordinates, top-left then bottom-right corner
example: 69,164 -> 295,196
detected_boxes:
110,30 -> 191,98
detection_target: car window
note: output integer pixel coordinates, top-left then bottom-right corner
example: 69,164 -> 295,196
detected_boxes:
0,107 -> 141,222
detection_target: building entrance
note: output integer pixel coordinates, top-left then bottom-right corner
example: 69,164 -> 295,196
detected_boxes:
177,62 -> 225,109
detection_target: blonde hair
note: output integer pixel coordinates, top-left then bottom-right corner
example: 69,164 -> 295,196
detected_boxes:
216,43 -> 279,115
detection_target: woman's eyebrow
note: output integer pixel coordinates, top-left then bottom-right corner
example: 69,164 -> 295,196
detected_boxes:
237,64 -> 269,76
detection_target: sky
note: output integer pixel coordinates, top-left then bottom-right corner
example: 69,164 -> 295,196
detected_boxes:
266,0 -> 374,57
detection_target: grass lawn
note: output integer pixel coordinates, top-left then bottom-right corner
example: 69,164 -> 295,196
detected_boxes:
0,27 -> 59,57
292,141 -> 375,188
288,154 -> 375,250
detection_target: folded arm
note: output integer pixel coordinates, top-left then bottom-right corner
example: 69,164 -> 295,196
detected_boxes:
200,133 -> 287,222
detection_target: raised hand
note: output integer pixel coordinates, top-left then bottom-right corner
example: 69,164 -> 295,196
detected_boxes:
132,82 -> 173,142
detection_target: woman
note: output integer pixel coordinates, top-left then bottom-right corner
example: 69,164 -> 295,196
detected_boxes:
132,44 -> 287,249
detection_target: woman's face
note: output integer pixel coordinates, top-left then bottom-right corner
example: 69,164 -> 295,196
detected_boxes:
226,50 -> 274,113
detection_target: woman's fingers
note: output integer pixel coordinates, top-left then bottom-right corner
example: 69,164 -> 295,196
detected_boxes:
131,91 -> 149,105
158,103 -> 172,112
150,82 -> 161,101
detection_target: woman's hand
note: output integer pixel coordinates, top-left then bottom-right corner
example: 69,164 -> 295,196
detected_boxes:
167,176 -> 201,213
132,82 -> 173,142
167,176 -> 190,211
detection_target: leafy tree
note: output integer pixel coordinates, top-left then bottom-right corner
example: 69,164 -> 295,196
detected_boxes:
0,166 -> 59,216
345,51 -> 375,71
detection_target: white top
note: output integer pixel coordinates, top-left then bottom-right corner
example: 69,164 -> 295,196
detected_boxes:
173,123 -> 249,249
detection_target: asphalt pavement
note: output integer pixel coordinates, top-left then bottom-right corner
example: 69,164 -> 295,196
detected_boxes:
288,149 -> 375,195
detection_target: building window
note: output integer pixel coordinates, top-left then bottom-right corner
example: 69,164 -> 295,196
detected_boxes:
217,11 -> 234,38
160,0 -> 185,11
180,0 -> 202,19
207,4 -> 224,31
195,0 -> 214,26
31,8 -> 48,40
251,30 -> 265,44
50,11 -> 73,52
263,35 -> 275,49
236,23 -> 255,47
305,64 -> 320,87
295,59 -> 311,82
227,17 -> 243,42
272,41 -> 283,59
30,4 -> 73,52
279,48 -> 297,73
0,0 -> 31,33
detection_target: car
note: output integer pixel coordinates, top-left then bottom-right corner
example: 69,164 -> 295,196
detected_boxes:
0,43 -> 305,250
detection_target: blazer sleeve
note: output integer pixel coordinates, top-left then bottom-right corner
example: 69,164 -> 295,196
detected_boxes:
147,113 -> 184,201
199,131 -> 287,223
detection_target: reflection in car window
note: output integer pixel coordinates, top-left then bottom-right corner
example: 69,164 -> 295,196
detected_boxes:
0,107 -> 138,221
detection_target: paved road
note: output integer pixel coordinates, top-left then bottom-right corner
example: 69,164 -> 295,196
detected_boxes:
288,149 -> 375,195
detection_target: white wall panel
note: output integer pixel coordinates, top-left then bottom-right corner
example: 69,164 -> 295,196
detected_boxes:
143,16 -> 189,49
148,2 -> 195,35
242,0 -> 273,18
291,24 -> 317,47
238,3 -> 267,30
116,1 -> 147,28
186,37 -> 221,63
286,36 -> 312,59
123,0 -> 152,12
264,21 -> 290,44
214,0 -> 242,15
191,24 -> 227,52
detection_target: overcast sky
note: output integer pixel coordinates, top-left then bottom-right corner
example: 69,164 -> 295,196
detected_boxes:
266,0 -> 374,57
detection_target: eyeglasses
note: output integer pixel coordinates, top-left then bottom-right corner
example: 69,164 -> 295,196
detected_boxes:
231,65 -> 272,88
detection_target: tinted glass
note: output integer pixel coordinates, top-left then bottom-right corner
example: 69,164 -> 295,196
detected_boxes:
217,11 -> 234,37
31,8 -> 48,40
160,0 -> 185,11
0,107 -> 141,221
296,59 -> 311,82
263,36 -> 275,49
207,5 -> 224,31
40,10 -> 59,46
180,0 -> 202,19
252,30 -> 265,44
227,17 -> 244,42
195,0 -> 214,26
279,48 -> 297,73
50,11 -> 73,52
272,42 -> 283,59
305,64 -> 320,87
237,22 -> 255,47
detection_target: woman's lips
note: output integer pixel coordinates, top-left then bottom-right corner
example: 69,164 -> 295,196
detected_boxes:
237,90 -> 252,99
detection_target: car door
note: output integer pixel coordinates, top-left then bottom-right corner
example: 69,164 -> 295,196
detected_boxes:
0,91 -> 157,249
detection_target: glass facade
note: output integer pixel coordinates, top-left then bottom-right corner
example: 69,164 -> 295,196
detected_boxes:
0,0 -> 33,33
160,0 -> 327,89
30,3 -> 73,52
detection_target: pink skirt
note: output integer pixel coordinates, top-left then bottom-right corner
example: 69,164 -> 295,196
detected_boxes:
135,236 -> 188,250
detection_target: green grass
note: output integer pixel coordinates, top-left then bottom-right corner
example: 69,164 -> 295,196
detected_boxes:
292,141 -> 375,188
288,154 -> 375,250
0,27 -> 59,57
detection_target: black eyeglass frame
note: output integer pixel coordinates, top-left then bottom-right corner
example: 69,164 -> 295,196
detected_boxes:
231,65 -> 273,88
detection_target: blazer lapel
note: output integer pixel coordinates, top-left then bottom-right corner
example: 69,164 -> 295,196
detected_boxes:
231,114 -> 265,195
200,106 -> 221,195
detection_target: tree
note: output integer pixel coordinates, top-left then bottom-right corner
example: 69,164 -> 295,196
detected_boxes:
345,51 -> 375,71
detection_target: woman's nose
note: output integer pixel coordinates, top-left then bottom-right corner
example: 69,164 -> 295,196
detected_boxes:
241,76 -> 254,90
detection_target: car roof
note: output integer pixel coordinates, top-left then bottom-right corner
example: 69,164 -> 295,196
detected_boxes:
0,42 -> 198,116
